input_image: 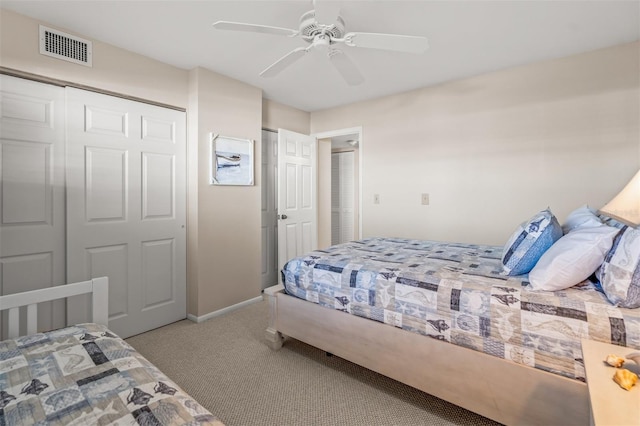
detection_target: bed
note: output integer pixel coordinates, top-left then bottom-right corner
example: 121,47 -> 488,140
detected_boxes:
264,237 -> 640,425
0,278 -> 223,425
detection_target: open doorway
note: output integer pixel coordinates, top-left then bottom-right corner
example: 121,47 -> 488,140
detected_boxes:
330,134 -> 359,245
315,127 -> 363,249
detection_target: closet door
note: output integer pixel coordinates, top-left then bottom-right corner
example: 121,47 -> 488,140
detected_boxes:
0,75 -> 66,338
66,88 -> 186,338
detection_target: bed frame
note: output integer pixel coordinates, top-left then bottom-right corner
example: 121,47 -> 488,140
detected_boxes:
264,284 -> 590,426
0,277 -> 108,339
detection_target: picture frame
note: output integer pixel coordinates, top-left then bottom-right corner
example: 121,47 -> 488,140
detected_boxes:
209,133 -> 254,186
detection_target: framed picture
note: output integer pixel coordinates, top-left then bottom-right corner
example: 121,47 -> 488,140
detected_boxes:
209,133 -> 254,186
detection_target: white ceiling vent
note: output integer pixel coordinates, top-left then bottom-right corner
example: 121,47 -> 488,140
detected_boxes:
39,25 -> 92,67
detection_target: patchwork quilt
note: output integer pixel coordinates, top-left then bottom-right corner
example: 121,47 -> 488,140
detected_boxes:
282,238 -> 640,381
0,323 -> 223,425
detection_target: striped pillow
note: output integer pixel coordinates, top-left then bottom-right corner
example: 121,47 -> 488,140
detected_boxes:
502,209 -> 563,276
598,225 -> 640,308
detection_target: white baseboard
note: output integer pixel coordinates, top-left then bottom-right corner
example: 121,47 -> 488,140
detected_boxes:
186,295 -> 263,323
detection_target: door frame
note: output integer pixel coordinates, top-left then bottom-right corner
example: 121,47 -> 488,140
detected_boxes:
313,126 -> 363,239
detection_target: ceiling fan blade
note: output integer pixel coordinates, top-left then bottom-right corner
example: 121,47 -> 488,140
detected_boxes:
313,0 -> 342,24
344,32 -> 428,54
328,49 -> 364,86
212,21 -> 298,37
260,47 -> 309,78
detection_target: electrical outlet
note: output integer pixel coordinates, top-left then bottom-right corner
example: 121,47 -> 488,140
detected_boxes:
374,194 -> 380,204
421,193 -> 429,205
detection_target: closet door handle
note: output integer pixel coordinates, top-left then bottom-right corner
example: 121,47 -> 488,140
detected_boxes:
278,214 -> 288,220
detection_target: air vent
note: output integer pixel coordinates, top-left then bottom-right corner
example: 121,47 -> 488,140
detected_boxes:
39,25 -> 92,67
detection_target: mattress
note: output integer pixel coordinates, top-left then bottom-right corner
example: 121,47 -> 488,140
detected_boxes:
282,237 -> 640,381
0,323 -> 222,425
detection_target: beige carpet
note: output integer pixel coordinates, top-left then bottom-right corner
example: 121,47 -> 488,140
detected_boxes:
126,299 -> 501,426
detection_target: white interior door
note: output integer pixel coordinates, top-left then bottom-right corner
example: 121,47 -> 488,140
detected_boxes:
277,129 -> 317,278
261,129 -> 278,289
66,88 -> 186,338
0,75 -> 66,339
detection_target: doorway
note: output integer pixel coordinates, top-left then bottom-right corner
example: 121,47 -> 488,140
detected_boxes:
315,127 -> 363,249
331,136 -> 359,245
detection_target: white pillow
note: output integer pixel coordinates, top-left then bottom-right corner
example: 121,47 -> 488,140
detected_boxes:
561,205 -> 602,234
528,225 -> 619,291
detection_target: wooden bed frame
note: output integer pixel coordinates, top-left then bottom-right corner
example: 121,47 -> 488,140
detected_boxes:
0,277 -> 108,339
264,284 -> 590,426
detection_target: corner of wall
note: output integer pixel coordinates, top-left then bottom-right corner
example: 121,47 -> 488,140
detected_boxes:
262,98 -> 311,134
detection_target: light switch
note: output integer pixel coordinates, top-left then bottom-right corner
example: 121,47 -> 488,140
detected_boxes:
421,193 -> 429,205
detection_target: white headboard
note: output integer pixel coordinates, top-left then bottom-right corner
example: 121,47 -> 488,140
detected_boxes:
0,277 -> 108,339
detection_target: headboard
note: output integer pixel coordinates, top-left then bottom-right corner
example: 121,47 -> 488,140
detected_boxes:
0,277 -> 108,339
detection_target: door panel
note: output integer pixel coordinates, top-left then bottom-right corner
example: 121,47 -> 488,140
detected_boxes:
142,153 -> 174,219
85,105 -> 129,136
141,238 -> 174,308
85,147 -> 127,221
277,129 -> 317,278
66,88 -> 186,338
2,142 -> 51,224
85,244 -> 129,319
285,224 -> 298,260
0,75 -> 66,339
0,253 -> 54,333
142,116 -> 175,143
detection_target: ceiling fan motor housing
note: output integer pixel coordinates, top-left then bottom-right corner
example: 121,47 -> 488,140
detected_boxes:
299,10 -> 345,41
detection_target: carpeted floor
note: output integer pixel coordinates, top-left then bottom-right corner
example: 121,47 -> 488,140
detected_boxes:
126,299 -> 501,426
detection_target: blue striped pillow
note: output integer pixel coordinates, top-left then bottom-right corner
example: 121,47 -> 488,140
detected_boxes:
598,225 -> 640,308
501,209 -> 563,276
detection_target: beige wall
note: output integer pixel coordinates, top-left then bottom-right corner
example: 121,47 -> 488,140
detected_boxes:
189,67 -> 262,315
311,42 -> 640,246
0,9 -> 188,108
262,98 -> 310,134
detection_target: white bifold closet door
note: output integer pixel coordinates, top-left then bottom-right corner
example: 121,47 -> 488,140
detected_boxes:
331,151 -> 355,245
66,88 -> 186,338
0,75 -> 66,339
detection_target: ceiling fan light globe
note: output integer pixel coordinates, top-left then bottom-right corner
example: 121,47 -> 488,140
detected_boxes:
314,35 -> 331,50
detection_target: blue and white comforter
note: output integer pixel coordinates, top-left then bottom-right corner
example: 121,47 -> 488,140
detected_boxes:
0,323 -> 222,425
282,237 -> 640,381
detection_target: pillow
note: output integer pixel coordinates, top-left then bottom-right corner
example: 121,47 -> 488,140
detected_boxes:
501,209 -> 563,276
598,226 -> 640,308
561,205 -> 602,234
528,225 -> 619,291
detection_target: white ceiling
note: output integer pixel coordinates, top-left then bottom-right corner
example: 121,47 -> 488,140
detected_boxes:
2,1 -> 639,112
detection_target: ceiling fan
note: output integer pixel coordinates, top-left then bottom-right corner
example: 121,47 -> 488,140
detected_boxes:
212,1 -> 428,86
